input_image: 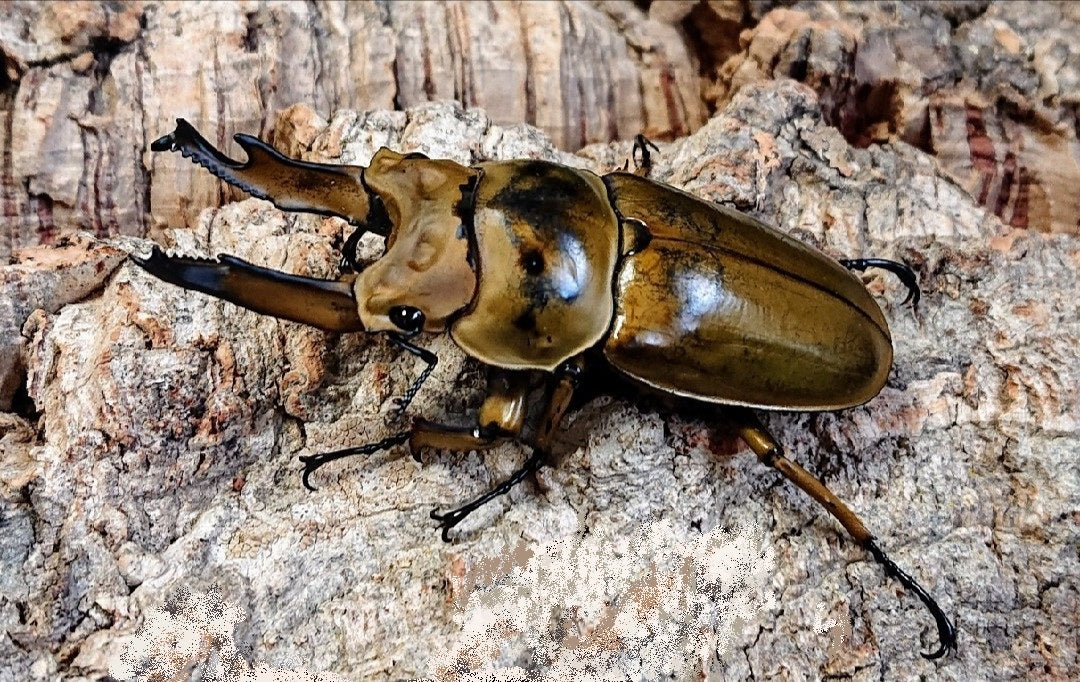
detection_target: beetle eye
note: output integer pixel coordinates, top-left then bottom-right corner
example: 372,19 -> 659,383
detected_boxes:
388,305 -> 426,333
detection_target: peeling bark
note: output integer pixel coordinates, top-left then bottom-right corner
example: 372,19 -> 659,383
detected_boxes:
711,1 -> 1080,234
2,87 -> 1078,680
1,2 -> 1079,680
0,0 -> 705,260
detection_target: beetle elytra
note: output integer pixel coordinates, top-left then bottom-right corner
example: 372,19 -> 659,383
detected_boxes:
134,119 -> 956,659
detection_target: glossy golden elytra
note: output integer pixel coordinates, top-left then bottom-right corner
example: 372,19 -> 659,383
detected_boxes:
135,120 -> 955,659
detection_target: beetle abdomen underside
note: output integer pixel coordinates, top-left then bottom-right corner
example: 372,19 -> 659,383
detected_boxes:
603,173 -> 892,410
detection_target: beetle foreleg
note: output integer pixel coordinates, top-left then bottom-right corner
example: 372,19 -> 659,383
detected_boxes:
152,118 -> 377,229
408,420 -> 507,456
840,258 -> 921,306
387,334 -> 438,419
299,431 -> 411,491
429,358 -> 583,541
733,408 -> 957,659
299,421 -> 505,493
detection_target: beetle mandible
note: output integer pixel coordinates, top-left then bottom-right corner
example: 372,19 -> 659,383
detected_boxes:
134,119 -> 955,659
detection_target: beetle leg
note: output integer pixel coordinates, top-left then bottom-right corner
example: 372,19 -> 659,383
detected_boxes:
300,431 -> 411,491
130,247 -> 364,332
299,371 -> 531,492
631,134 -> 660,177
152,118 -> 380,230
429,358 -> 583,541
298,421 -> 503,494
387,334 -> 438,419
840,258 -> 921,306
409,369 -> 533,452
408,419 -> 507,454
733,408 -> 957,659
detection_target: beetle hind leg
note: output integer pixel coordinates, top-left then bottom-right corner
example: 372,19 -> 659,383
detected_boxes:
840,258 -> 921,306
733,408 -> 957,659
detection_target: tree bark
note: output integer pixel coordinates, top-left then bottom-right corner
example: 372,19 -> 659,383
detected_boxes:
0,0 -> 705,260
1,2 -> 1078,681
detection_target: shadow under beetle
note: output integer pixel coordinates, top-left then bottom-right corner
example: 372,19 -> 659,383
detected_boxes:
133,119 -> 956,659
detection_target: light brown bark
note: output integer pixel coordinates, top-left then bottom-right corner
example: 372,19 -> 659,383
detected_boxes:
1,2 -> 1079,680
0,0 -> 705,260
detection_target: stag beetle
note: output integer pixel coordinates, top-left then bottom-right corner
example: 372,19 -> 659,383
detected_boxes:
133,119 -> 955,659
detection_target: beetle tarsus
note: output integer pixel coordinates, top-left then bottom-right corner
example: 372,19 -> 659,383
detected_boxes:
863,538 -> 958,659
429,447 -> 546,541
299,431 -> 411,491
631,134 -> 660,177
387,334 -> 438,419
340,225 -> 366,273
840,258 -> 921,306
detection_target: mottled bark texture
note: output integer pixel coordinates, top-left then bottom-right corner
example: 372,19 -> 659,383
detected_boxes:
0,0 -> 704,260
712,1 -> 1080,235
2,84 -> 1078,680
6,1 -> 1080,261
1,1 -> 1079,681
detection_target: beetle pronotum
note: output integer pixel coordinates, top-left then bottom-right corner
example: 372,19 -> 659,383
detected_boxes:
134,119 -> 956,658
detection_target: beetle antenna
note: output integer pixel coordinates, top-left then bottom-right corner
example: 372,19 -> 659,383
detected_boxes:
840,258 -> 921,306
299,431 -> 411,491
387,334 -> 439,419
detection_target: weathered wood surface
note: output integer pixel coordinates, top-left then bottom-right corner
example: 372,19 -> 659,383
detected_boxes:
5,1 -> 1080,263
714,1 -> 1080,235
0,0 -> 704,260
3,85 -> 1078,679
1,1 -> 1079,680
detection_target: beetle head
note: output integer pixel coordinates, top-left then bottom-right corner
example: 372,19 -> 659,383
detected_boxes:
354,149 -> 478,333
